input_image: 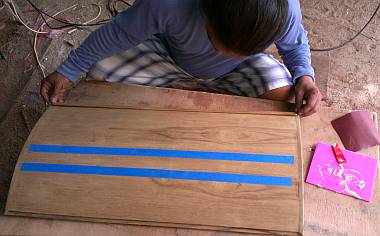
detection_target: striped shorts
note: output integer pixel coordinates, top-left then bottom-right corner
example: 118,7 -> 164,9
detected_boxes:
88,37 -> 293,97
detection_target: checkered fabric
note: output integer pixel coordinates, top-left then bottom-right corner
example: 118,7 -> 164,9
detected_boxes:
88,37 -> 293,97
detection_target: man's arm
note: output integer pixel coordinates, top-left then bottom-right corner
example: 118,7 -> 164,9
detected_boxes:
58,0 -> 168,83
275,1 -> 314,82
275,0 -> 321,116
41,0 -> 170,103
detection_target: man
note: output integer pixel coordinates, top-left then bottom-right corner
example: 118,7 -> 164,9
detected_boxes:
41,0 -> 321,116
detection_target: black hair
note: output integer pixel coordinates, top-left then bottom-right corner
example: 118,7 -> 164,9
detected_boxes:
200,0 -> 289,56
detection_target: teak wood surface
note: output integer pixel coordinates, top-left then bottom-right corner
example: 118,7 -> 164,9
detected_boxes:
5,104 -> 303,235
2,82 -> 379,236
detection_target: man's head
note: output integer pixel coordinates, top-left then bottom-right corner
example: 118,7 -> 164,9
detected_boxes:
200,0 -> 289,57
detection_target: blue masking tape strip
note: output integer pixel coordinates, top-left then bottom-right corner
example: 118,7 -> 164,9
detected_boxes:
28,144 -> 294,164
20,162 -> 292,186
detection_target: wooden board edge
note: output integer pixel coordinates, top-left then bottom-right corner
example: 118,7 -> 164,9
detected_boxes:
371,112 -> 379,151
4,140 -> 30,215
5,106 -> 300,234
296,115 -> 304,236
61,81 -> 295,112
5,211 -> 300,236
4,144 -> 36,215
371,112 -> 380,179
4,110 -> 50,214
54,104 -> 297,117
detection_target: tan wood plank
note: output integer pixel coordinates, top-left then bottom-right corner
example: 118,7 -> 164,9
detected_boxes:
296,116 -> 304,235
7,172 -> 300,231
5,107 -> 302,234
26,107 -> 299,155
3,83 -> 378,236
0,215 -> 300,236
61,81 -> 295,112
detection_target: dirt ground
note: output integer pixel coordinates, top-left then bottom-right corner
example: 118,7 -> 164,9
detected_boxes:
0,0 -> 379,218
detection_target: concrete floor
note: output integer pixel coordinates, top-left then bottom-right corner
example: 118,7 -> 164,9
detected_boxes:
0,0 -> 379,212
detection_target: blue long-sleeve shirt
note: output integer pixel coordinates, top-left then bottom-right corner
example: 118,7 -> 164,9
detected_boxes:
58,0 -> 314,83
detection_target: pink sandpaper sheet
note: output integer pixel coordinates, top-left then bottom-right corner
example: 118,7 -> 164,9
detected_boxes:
306,143 -> 378,202
331,110 -> 380,152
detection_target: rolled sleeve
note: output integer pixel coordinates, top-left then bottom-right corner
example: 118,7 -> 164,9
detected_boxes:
57,51 -> 87,82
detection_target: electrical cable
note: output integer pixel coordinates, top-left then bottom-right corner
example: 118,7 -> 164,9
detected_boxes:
33,4 -> 79,78
37,9 -> 79,30
35,4 -> 106,31
21,0 -> 379,53
24,0 -> 108,27
5,0 -> 49,33
24,0 -> 131,30
7,0 -> 131,78
310,1 -> 380,52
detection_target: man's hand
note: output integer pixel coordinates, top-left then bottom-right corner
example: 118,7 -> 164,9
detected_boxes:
295,76 -> 321,117
40,72 -> 73,104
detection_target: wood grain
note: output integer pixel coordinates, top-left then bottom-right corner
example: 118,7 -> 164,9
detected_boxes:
61,81 -> 295,112
5,106 -> 303,234
2,82 -> 378,236
0,215 -> 300,236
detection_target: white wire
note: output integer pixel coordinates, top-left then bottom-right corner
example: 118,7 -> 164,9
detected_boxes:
7,0 -> 102,78
33,4 -> 79,77
5,0 -> 49,34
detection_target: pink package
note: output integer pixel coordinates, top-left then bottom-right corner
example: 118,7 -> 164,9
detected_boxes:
306,143 -> 378,202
